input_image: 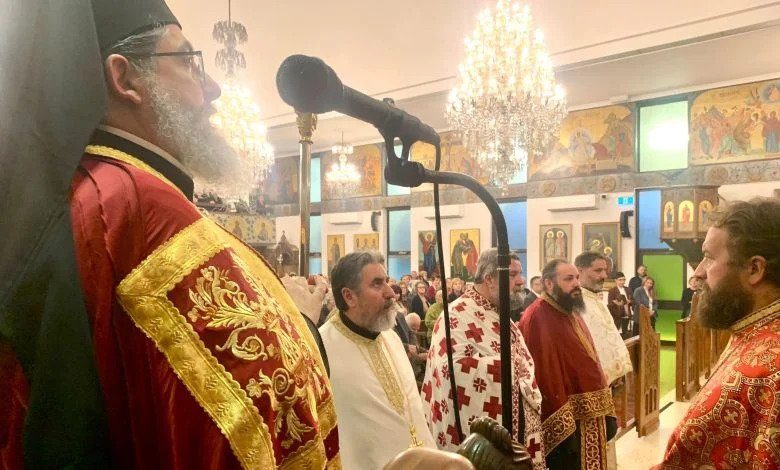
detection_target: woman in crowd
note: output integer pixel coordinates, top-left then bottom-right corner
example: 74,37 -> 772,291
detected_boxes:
424,290 -> 444,344
607,272 -> 632,336
632,276 -> 658,334
447,277 -> 464,303
409,280 -> 430,318
399,281 -> 411,310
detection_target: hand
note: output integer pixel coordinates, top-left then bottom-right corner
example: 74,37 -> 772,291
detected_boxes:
281,275 -> 327,324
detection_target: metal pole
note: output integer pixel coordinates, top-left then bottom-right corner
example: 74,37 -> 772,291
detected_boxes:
296,111 -> 316,276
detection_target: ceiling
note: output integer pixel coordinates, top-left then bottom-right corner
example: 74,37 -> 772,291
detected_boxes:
167,0 -> 780,157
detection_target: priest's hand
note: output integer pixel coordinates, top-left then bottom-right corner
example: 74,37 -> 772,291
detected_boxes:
383,448 -> 474,470
282,275 -> 327,324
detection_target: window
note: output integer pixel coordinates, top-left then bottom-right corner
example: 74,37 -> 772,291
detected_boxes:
386,145 -> 411,196
493,200 -> 528,273
639,100 -> 689,172
309,214 -> 322,274
387,207 -> 411,279
310,153 -> 322,203
637,189 -> 670,250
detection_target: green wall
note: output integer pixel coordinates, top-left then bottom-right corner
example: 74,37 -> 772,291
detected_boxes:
641,253 -> 684,301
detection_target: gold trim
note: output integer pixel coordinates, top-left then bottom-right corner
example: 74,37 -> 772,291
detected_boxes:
84,144 -> 184,197
117,217 -> 337,468
542,402 -> 576,454
569,389 -> 615,420
580,416 -> 607,470
731,298 -> 780,332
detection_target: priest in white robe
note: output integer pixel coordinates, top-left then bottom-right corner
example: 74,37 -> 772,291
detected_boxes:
574,252 -> 633,385
422,249 -> 546,469
320,251 -> 436,469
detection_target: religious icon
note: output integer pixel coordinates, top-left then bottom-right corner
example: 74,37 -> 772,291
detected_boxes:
353,233 -> 379,252
663,201 -> 675,233
698,200 -> 714,231
582,222 -> 621,276
678,200 -> 694,232
418,230 -> 439,277
327,234 -> 345,274
540,224 -> 572,267
449,229 -> 480,281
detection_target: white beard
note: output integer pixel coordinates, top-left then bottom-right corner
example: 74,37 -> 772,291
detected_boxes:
144,76 -> 254,198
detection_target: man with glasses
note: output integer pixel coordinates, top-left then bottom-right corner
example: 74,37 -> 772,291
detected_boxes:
0,1 -> 339,468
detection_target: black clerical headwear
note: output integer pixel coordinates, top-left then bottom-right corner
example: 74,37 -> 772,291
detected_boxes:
92,0 -> 181,52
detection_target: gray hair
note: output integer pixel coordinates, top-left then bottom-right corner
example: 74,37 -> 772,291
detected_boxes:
102,25 -> 168,71
574,251 -> 608,269
474,248 -> 520,284
331,251 -> 385,311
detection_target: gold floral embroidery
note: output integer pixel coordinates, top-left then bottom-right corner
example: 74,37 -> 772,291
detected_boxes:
580,416 -> 607,470
117,217 -> 337,468
541,389 -> 614,456
542,402 -> 576,454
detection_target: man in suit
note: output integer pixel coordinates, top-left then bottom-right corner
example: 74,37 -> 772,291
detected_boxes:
628,264 -> 647,293
607,272 -> 632,336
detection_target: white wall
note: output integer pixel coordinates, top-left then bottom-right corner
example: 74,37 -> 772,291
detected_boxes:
718,181 -> 779,201
410,203 -> 493,277
526,192 -> 635,278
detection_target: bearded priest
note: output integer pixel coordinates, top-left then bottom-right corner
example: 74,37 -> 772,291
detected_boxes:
519,260 -> 616,470
320,252 -> 436,469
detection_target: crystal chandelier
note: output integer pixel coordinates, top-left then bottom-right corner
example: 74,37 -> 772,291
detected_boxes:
325,132 -> 361,198
446,0 -> 567,187
209,0 -> 274,189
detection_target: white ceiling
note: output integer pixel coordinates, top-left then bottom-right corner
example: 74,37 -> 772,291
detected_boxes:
167,0 -> 780,156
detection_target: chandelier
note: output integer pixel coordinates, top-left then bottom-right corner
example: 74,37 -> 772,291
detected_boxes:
446,0 -> 567,187
325,132 -> 361,198
209,0 -> 274,189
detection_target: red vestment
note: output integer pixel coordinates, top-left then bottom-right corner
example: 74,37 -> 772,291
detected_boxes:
3,131 -> 339,469
655,298 -> 780,469
519,295 -> 615,469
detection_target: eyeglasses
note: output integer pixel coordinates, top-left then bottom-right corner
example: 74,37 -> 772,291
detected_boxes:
125,50 -> 205,83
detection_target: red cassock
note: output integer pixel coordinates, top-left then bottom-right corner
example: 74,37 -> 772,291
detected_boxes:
655,298 -> 780,469
2,134 -> 339,469
519,295 -> 615,470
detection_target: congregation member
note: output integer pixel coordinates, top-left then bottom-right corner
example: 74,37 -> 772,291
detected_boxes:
426,275 -> 442,303
680,276 -> 697,318
424,290 -> 445,343
656,198 -> 780,468
404,313 -> 429,388
520,259 -> 615,470
574,253 -> 633,387
607,272 -> 633,335
422,249 -> 546,469
522,275 -> 543,310
0,2 -> 339,467
448,277 -> 465,302
410,280 -> 430,318
632,276 -> 658,333
320,252 -> 435,468
628,264 -> 648,293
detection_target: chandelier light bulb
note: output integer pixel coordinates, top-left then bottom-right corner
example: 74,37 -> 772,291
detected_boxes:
446,0 -> 567,187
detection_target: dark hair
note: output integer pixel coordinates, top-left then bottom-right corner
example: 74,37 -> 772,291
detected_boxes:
711,197 -> 780,287
542,259 -> 568,281
529,275 -> 541,284
474,248 -> 521,284
613,271 -> 626,279
574,251 -> 608,269
390,284 -> 402,295
102,25 -> 167,68
331,251 -> 385,311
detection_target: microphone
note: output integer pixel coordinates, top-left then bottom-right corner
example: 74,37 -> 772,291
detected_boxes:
276,55 -> 440,147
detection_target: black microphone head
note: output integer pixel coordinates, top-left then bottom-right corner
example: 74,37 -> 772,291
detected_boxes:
276,54 -> 344,114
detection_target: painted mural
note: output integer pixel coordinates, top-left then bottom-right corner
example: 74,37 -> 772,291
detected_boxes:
209,213 -> 275,245
690,78 -> 780,165
449,228 -> 480,281
322,143 -> 382,200
327,234 -> 345,273
418,230 -> 439,277
540,224 -> 572,267
530,104 -> 635,180
353,233 -> 380,251
409,131 -> 490,191
582,222 -> 620,276
263,156 -> 299,204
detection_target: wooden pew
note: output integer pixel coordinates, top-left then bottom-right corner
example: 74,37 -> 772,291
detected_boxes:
636,305 -> 660,437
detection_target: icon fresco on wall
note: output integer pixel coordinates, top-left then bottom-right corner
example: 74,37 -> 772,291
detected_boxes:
663,201 -> 675,234
327,234 -> 345,273
530,104 -> 635,180
263,156 -> 299,204
582,222 -> 621,276
449,228 -> 480,281
678,200 -> 694,232
210,213 -> 275,244
698,200 -> 714,231
353,233 -> 379,251
409,131 -> 490,192
417,230 -> 439,277
539,224 -> 572,267
690,78 -> 780,165
322,143 -> 382,200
